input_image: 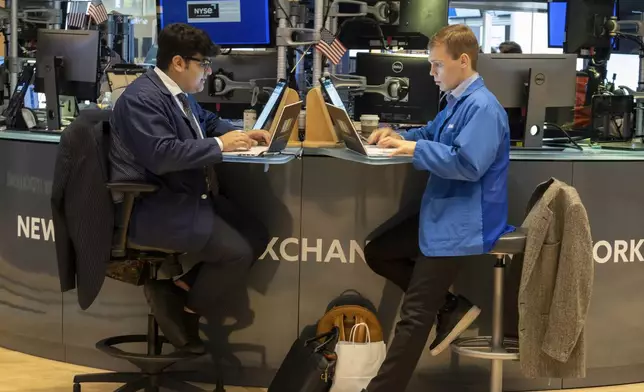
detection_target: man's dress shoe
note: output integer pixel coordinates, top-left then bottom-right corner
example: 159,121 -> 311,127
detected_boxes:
144,280 -> 205,354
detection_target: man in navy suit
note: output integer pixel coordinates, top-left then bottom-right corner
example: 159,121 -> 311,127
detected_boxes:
110,23 -> 270,353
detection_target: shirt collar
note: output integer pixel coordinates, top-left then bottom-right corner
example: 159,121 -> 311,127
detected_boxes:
449,72 -> 480,100
153,66 -> 184,97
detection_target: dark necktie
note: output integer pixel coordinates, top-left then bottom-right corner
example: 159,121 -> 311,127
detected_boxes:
176,93 -> 219,195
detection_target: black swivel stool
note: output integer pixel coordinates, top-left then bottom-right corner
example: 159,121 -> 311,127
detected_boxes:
450,228 -> 528,392
72,183 -> 224,392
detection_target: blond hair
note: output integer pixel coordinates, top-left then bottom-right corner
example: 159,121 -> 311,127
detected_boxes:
429,24 -> 480,70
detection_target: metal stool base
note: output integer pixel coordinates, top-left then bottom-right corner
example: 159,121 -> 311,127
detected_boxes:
451,336 -> 519,361
449,253 -> 521,392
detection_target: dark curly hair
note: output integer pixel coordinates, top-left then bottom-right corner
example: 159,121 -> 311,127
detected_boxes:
499,41 -> 523,54
156,23 -> 220,71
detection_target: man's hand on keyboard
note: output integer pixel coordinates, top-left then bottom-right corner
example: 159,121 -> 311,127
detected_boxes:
247,130 -> 271,145
378,137 -> 416,157
221,131 -> 254,152
367,128 -> 401,145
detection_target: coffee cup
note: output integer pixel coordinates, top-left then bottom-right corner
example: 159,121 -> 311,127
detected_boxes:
360,114 -> 379,137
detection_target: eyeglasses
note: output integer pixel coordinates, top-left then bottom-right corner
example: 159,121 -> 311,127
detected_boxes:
185,57 -> 212,69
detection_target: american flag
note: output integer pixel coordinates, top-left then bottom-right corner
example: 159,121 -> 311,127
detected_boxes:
88,0 -> 109,25
66,1 -> 89,29
315,28 -> 347,65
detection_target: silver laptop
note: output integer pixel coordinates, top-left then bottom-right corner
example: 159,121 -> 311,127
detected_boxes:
224,101 -> 302,157
325,103 -> 397,157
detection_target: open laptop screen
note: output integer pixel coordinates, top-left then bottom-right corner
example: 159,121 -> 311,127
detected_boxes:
253,80 -> 287,130
320,76 -> 346,110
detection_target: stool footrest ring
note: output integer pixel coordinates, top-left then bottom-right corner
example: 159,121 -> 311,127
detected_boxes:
96,334 -> 201,362
451,336 -> 520,361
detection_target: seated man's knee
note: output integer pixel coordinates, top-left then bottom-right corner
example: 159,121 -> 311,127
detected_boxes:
251,231 -> 271,261
236,244 -> 255,268
364,241 -> 385,271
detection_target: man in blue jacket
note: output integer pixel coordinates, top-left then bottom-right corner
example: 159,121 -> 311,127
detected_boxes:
363,24 -> 512,391
110,23 -> 270,353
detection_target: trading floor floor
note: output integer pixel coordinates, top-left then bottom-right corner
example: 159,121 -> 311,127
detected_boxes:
0,347 -> 642,392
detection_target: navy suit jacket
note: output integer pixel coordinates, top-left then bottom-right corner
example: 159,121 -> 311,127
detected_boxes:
109,69 -> 238,252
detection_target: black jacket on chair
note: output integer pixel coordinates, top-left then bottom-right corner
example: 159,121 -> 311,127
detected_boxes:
51,110 -> 114,310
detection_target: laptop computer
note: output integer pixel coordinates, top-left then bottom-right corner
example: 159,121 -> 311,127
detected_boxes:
325,103 -> 398,157
223,101 -> 302,157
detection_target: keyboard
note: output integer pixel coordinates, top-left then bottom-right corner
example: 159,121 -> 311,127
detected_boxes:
222,146 -> 269,157
364,145 -> 397,156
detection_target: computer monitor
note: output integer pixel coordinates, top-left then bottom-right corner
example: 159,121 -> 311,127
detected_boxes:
35,29 -> 100,131
478,54 -> 578,148
448,8 -> 482,18
564,0 -> 617,55
549,0 -> 618,49
194,52 -> 278,119
353,53 -> 439,125
159,0 -> 273,47
253,79 -> 287,130
339,0 -> 448,49
196,52 -> 278,104
320,76 -> 346,110
549,1 -> 569,48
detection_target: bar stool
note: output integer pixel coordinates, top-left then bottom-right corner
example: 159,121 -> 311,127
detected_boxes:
450,228 -> 528,392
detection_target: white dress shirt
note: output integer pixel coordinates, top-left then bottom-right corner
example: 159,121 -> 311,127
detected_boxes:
153,67 -> 223,149
447,72 -> 480,102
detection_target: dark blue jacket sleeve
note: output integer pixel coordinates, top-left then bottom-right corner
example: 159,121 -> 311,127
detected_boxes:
188,94 -> 239,137
118,92 -> 223,175
411,104 -> 503,181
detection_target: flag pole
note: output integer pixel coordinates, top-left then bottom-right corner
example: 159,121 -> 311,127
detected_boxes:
9,0 -> 18,96
312,0 -> 324,87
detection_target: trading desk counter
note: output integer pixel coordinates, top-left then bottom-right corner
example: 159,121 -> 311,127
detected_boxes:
0,132 -> 643,391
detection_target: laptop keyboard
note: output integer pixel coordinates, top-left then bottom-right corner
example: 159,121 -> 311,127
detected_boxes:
223,146 -> 269,156
364,145 -> 397,156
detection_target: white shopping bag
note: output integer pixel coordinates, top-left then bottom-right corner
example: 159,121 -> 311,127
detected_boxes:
330,322 -> 387,392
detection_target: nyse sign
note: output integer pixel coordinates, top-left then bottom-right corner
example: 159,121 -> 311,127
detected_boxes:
259,237 -> 644,266
186,0 -> 241,23
17,215 -> 55,242
11,222 -> 641,265
188,3 -> 219,18
260,237 -> 367,264
593,240 -> 644,264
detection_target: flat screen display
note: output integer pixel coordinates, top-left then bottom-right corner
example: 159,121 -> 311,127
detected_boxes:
159,0 -> 271,47
549,1 -> 618,48
448,8 -> 481,18
548,2 -> 568,48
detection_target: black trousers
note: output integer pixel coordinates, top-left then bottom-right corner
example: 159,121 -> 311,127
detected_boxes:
364,214 -> 468,392
183,196 -> 269,318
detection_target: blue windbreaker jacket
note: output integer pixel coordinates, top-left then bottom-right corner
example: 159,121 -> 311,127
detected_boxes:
402,76 -> 514,257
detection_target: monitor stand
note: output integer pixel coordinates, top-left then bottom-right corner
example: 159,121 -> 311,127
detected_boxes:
42,55 -> 63,131
522,67 -> 548,148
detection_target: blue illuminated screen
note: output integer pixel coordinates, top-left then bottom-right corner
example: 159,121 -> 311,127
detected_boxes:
159,0 -> 271,46
321,77 -> 345,110
548,2 -> 568,48
253,81 -> 286,130
549,1 -> 617,48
